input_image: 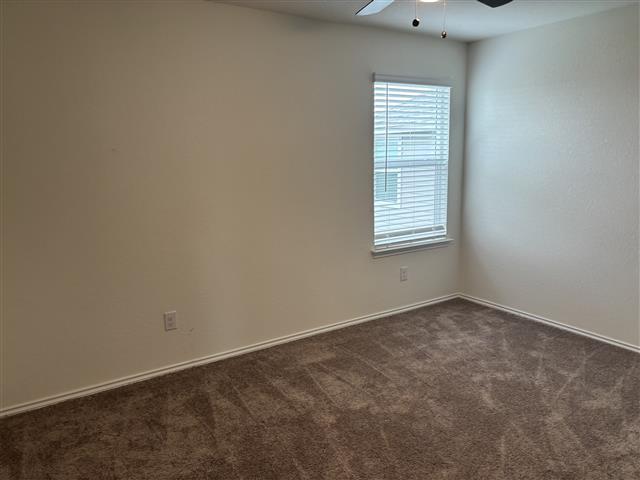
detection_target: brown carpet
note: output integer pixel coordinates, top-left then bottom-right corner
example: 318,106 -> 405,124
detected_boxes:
1,299 -> 639,479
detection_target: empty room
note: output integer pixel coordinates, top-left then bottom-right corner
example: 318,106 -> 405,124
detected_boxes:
1,0 -> 638,478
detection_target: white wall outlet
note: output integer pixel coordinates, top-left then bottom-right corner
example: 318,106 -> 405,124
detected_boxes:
164,311 -> 177,331
400,266 -> 408,282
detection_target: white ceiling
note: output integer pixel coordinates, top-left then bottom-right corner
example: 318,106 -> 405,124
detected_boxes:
219,0 -> 638,42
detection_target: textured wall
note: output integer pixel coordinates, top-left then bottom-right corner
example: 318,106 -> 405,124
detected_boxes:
1,1 -> 466,409
462,6 -> 639,347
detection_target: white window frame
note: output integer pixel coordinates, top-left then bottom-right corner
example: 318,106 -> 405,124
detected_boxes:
371,74 -> 454,257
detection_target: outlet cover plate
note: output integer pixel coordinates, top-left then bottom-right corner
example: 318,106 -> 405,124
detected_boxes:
164,311 -> 177,331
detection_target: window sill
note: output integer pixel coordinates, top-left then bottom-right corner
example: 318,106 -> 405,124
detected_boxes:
371,238 -> 454,258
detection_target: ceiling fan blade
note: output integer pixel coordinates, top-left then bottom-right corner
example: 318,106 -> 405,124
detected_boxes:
477,0 -> 513,7
355,0 -> 395,16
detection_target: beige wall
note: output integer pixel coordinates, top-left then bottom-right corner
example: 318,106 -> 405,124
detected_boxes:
1,1 -> 467,410
5,0 -> 637,415
462,6 -> 640,347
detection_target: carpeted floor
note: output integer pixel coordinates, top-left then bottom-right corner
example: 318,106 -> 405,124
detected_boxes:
1,299 -> 639,479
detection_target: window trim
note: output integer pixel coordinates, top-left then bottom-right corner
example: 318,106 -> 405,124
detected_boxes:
373,74 -> 453,88
371,74 -> 453,256
371,237 -> 454,258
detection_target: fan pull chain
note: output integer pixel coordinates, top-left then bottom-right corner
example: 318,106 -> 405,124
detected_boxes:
441,0 -> 448,38
412,0 -> 420,27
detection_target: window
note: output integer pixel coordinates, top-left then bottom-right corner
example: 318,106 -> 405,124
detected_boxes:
373,76 -> 451,252
374,168 -> 400,205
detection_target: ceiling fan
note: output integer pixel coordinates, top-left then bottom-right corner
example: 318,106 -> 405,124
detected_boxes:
356,0 -> 513,17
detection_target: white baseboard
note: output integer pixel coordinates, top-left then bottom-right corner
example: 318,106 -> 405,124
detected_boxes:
458,294 -> 640,354
3,292 -> 637,418
0,293 -> 458,418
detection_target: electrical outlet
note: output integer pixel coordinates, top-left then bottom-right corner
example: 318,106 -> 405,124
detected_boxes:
164,311 -> 177,331
400,266 -> 408,282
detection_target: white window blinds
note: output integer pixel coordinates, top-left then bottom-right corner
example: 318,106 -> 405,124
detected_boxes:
373,77 -> 451,250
